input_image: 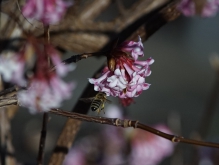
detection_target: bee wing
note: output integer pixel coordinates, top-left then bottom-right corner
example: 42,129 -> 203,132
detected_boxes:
79,97 -> 94,103
105,99 -> 112,103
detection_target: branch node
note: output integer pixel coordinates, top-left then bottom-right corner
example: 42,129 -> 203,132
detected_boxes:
115,118 -> 120,126
128,120 -> 132,127
171,136 -> 180,143
134,120 -> 139,128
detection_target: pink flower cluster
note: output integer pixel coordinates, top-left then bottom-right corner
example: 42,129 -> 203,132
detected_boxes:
89,37 -> 154,101
129,124 -> 174,165
0,38 -> 75,113
17,45 -> 75,113
177,0 -> 219,17
22,0 -> 72,25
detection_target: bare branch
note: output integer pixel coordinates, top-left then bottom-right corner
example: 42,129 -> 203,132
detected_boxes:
78,0 -> 112,21
0,97 -> 17,108
48,119 -> 81,165
0,86 -> 17,97
49,108 -> 219,149
37,113 -> 49,165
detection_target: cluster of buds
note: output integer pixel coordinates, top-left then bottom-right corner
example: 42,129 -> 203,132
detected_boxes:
89,37 -> 154,106
22,0 -> 72,25
177,0 -> 219,17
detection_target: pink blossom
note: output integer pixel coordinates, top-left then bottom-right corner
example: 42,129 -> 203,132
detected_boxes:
17,44 -> 75,113
48,45 -> 76,77
89,56 -> 154,99
0,53 -> 26,86
118,36 -> 144,60
177,0 -> 219,17
129,124 -> 174,165
17,76 -> 74,113
63,147 -> 86,165
22,0 -> 72,25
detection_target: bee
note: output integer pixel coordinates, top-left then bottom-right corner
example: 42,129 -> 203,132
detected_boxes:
80,92 -> 111,114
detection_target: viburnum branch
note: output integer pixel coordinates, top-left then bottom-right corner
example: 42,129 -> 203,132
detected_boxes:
62,51 -> 109,64
49,108 -> 219,149
37,113 -> 49,165
0,86 -> 18,97
0,96 -> 17,108
2,94 -> 219,150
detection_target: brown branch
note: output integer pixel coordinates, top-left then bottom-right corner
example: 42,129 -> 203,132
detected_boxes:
37,25 -> 50,165
78,0 -> 112,21
0,73 -> 17,165
61,51 -> 108,64
0,87 -> 17,97
128,1 -> 180,41
114,0 -> 169,32
48,119 -> 81,165
49,108 -> 219,149
35,0 -> 172,53
0,97 -> 17,108
48,65 -> 104,165
37,113 -> 49,165
116,0 -> 127,16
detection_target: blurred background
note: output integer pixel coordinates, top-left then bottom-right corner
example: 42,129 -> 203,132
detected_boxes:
1,0 -> 219,164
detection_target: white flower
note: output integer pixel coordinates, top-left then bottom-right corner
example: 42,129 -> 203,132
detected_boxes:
18,76 -> 74,113
0,53 -> 26,86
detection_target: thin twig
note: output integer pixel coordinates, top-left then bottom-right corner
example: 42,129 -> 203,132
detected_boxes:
2,96 -> 219,151
49,108 -> 219,149
16,0 -> 42,30
0,87 -> 17,97
37,113 -> 49,165
37,25 -> 50,165
0,97 -> 17,108
62,51 -> 108,64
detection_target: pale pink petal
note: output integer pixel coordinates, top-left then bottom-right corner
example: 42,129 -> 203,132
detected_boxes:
18,75 -> 74,113
22,0 -> 72,25
177,0 -> 219,17
109,79 -> 118,88
51,53 -> 75,77
0,53 -> 26,86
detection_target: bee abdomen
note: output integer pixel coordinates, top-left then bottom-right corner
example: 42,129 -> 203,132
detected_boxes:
91,100 -> 101,111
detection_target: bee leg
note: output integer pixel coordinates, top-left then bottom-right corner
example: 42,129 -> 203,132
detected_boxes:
97,109 -> 100,115
102,108 -> 105,114
101,104 -> 105,114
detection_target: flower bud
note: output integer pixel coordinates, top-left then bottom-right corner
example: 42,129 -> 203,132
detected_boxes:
107,56 -> 116,72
